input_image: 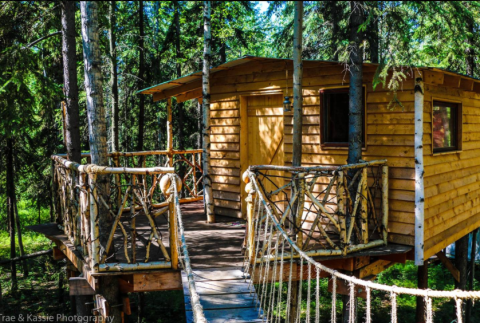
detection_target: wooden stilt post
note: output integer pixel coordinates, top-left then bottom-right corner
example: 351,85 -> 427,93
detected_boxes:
167,97 -> 173,168
416,263 -> 428,323
466,229 -> 478,323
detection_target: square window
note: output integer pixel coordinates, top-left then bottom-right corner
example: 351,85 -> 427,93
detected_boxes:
320,88 -> 365,147
433,101 -> 461,153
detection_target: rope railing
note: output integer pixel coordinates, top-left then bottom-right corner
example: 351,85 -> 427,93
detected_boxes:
244,169 -> 480,323
169,174 -> 207,323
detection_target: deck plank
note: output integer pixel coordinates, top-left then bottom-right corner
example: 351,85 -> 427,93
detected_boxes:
184,293 -> 258,310
182,267 -> 262,323
185,308 -> 263,323
182,267 -> 248,281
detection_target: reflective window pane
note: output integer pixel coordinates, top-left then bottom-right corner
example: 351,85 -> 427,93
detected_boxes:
433,102 -> 457,152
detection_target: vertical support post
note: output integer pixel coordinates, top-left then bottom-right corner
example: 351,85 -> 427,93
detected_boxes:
169,191 -> 179,270
360,167 -> 368,244
88,173 -> 100,272
79,173 -> 89,258
414,77 -> 425,265
416,263 -> 428,323
131,175 -> 137,264
113,155 -> 122,208
382,165 -> 389,245
466,229 -> 478,323
337,171 -> 346,246
51,160 -> 57,223
167,97 -> 173,167
192,154 -> 197,197
296,172 -> 305,248
243,171 -> 256,263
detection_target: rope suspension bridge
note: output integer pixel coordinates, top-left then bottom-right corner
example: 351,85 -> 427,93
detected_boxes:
35,152 -> 480,322
236,164 -> 480,323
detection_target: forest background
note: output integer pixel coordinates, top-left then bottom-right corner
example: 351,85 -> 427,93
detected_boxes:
0,1 -> 479,322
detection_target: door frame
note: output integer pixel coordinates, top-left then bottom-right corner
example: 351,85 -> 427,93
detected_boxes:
239,92 -> 284,219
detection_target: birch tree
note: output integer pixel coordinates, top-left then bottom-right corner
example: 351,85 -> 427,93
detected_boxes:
80,2 -> 121,321
203,0 -> 215,223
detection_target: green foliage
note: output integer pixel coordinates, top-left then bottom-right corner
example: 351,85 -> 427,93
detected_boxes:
1,1 -> 480,320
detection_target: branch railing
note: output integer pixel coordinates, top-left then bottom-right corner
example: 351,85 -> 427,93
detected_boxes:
242,163 -> 480,323
243,160 -> 389,263
51,150 -> 201,273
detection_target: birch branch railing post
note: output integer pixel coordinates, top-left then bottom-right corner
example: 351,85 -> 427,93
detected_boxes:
244,160 -> 389,263
51,154 -> 183,273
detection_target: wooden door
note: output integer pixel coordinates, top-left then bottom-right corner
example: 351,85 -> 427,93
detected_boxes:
246,95 -> 284,197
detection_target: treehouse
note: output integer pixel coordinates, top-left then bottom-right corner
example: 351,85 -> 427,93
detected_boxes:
29,56 -> 480,321
139,56 -> 480,264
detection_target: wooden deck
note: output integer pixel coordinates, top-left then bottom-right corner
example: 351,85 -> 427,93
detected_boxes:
182,267 -> 262,323
28,201 -> 413,322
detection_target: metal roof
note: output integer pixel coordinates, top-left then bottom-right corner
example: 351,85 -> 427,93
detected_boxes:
138,55 -> 480,97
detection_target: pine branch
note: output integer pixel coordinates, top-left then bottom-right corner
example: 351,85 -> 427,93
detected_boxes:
23,31 -> 61,49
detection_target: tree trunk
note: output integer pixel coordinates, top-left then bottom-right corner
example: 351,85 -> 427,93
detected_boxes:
61,0 -> 81,163
347,1 -> 364,166
456,236 -> 469,290
110,1 -> 119,152
175,1 -> 184,150
6,138 -> 17,292
368,2 -> 379,63
343,3 -> 364,320
203,1 -> 215,223
416,264 -> 428,323
137,0 -> 145,152
14,199 -> 28,277
219,10 -> 226,64
80,2 -> 121,322
137,292 -> 145,323
292,0 -> 303,167
465,17 -> 474,77
290,6 -> 303,321
325,1 -> 341,61
197,101 -> 202,149
456,234 -> 469,322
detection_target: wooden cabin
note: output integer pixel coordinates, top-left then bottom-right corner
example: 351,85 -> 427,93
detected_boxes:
140,56 -> 480,264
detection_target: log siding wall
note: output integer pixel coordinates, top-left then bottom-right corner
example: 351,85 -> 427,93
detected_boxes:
207,61 -> 417,247
150,59 -> 480,255
423,72 -> 480,259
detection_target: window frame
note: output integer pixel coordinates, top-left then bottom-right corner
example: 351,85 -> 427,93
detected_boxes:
319,86 -> 367,148
432,100 -> 462,154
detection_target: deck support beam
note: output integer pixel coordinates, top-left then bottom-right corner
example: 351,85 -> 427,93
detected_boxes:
416,263 -> 428,323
